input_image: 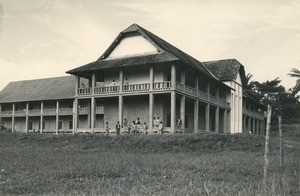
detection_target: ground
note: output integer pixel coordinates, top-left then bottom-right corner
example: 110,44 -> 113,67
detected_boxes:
0,125 -> 299,195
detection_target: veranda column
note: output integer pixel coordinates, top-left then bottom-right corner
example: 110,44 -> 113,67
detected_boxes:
119,95 -> 123,128
170,64 -> 176,133
248,117 -> 251,133
180,95 -> 185,133
119,69 -> 123,93
256,119 -> 260,135
73,98 -> 78,133
243,115 -> 247,133
205,103 -> 210,132
91,97 -> 95,133
55,100 -> 59,134
252,118 -> 256,134
149,65 -> 154,91
215,107 -> 219,133
25,103 -> 29,133
194,99 -> 199,133
92,73 -> 96,94
149,93 -> 154,132
181,68 -> 185,91
223,109 -> 228,133
12,103 -> 15,132
40,102 -> 43,133
87,101 -> 91,129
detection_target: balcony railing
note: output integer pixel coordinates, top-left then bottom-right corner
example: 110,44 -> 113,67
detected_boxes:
153,81 -> 172,91
14,110 -> 26,116
243,108 -> 264,119
28,110 -> 41,116
43,109 -> 56,115
185,85 -> 197,97
78,87 -> 92,95
95,106 -> 104,114
58,108 -> 73,115
122,83 -> 150,92
0,111 -> 12,117
94,85 -> 120,95
79,107 -> 88,115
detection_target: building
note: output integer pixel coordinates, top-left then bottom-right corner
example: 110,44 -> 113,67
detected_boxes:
0,24 -> 265,134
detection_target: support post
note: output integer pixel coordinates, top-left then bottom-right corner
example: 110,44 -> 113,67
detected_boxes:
171,64 -> 176,90
92,73 -> 96,95
56,101 -> 59,134
119,95 -> 123,129
40,102 -> 43,133
87,101 -> 91,129
181,68 -> 185,91
252,118 -> 256,134
149,93 -> 154,132
150,66 -> 154,91
224,109 -> 228,133
119,69 -> 123,93
171,91 -> 176,133
25,103 -> 29,133
215,107 -> 219,133
73,98 -> 78,133
91,97 -> 95,133
194,99 -> 199,133
75,75 -> 80,96
180,95 -> 185,133
248,117 -> 251,134
12,103 -> 15,132
205,103 -> 210,132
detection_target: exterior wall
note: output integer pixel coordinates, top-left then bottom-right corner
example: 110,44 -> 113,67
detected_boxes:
15,117 -> 26,132
43,116 -> 56,132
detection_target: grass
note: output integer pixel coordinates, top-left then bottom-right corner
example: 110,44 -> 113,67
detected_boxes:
0,126 -> 299,195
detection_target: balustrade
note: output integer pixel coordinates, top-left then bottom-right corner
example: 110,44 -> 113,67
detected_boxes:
122,83 -> 150,92
153,81 -> 172,91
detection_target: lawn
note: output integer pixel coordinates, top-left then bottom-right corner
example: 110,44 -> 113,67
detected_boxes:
0,127 -> 299,195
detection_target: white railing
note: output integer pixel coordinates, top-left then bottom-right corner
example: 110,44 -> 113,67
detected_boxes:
0,111 -> 12,116
43,109 -> 56,115
176,82 -> 185,91
198,91 -> 208,101
210,95 -> 219,104
78,87 -> 92,95
95,106 -> 104,114
243,108 -> 264,119
94,85 -> 120,95
79,107 -> 88,115
28,110 -> 41,115
58,108 -> 73,115
219,99 -> 228,107
185,85 -> 197,96
14,110 -> 26,116
153,81 -> 172,91
122,83 -> 150,92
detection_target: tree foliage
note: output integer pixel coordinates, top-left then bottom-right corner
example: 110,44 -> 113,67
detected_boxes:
288,67 -> 300,95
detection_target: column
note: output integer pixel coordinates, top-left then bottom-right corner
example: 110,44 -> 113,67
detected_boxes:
12,103 -> 15,132
194,99 -> 199,133
119,70 -> 123,93
223,109 -> 228,133
56,100 -> 59,134
73,98 -> 78,133
170,64 -> 176,133
150,66 -> 154,91
243,115 -> 247,133
91,73 -> 96,94
195,76 -> 199,94
118,95 -> 123,128
91,97 -> 95,133
256,119 -> 260,135
215,107 -> 219,133
252,118 -> 256,134
181,68 -> 185,91
149,93 -> 154,132
40,102 -> 43,133
205,103 -> 210,132
248,117 -> 251,133
207,83 -> 210,101
87,101 -> 91,128
180,95 -> 185,133
75,75 -> 80,96
25,103 -> 29,133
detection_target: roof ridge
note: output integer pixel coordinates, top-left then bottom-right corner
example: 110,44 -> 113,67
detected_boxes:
8,75 -> 73,84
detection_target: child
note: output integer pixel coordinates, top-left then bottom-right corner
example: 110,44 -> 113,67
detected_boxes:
115,121 -> 121,136
105,122 -> 109,135
143,122 -> 148,134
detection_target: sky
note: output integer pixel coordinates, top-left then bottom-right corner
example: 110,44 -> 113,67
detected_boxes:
0,0 -> 299,91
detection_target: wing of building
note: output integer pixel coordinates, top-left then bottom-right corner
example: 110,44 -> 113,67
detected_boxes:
0,24 -> 265,134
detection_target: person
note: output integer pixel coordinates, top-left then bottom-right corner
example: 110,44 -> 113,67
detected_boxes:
136,117 -> 141,125
156,117 -> 161,127
105,122 -> 109,135
131,121 -> 136,134
124,78 -> 129,91
123,118 -> 128,133
143,122 -> 148,134
115,121 -> 121,136
177,118 -> 182,128
111,80 -> 116,91
158,121 -> 163,134
81,83 -> 85,88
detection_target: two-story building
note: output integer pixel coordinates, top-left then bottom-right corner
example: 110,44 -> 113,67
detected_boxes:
0,24 -> 265,135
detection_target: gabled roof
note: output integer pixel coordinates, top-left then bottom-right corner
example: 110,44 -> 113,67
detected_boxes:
203,59 -> 247,86
243,90 -> 266,108
67,24 -> 216,80
0,76 -> 76,103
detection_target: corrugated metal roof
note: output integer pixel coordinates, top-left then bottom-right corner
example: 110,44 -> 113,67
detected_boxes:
0,76 -> 75,103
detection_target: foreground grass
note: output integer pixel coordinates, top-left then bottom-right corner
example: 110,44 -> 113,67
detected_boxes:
0,131 -> 299,195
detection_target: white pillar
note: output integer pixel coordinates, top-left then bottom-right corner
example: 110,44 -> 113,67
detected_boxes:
149,93 -> 154,132
12,103 -> 15,132
91,97 -> 95,133
92,73 -> 96,95
170,64 -> 176,133
119,95 -> 123,128
25,103 -> 29,133
73,98 -> 78,133
150,66 -> 154,91
180,95 -> 185,133
40,102 -> 43,133
181,68 -> 185,92
194,99 -> 199,133
75,75 -> 80,96
205,103 -> 210,132
171,64 -> 176,89
215,107 -> 219,133
224,109 -> 228,133
119,70 -> 123,93
56,100 -> 59,134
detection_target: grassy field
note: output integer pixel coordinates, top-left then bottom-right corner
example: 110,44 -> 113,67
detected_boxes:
0,126 -> 299,195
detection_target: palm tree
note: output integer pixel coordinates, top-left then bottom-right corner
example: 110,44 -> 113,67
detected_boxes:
288,67 -> 300,94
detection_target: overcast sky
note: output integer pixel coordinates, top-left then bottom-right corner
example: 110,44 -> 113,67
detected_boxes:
0,0 -> 299,91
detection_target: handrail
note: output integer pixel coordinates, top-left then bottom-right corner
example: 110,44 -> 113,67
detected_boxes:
123,83 -> 150,92
153,81 -> 172,91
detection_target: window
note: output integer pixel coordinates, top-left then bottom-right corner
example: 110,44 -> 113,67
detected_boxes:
69,121 -> 73,129
58,122 -> 62,130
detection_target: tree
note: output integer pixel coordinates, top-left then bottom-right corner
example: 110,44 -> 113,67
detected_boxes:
288,67 -> 300,95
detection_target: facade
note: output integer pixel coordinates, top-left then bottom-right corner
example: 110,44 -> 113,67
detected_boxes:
0,24 -> 265,134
